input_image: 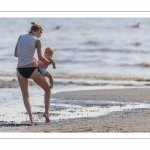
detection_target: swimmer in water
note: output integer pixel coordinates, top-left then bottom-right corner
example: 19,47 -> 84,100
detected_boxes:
131,23 -> 141,28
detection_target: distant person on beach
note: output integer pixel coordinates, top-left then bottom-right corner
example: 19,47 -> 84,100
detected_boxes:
14,22 -> 51,123
52,25 -> 60,30
37,47 -> 56,89
131,23 -> 141,29
55,26 -> 60,30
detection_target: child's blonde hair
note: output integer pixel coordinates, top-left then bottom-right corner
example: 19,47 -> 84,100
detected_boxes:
44,47 -> 54,55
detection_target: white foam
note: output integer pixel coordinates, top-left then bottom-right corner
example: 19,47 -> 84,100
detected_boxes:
0,83 -> 150,125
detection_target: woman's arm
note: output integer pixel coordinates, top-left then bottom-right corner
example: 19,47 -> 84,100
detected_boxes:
36,39 -> 50,65
14,36 -> 21,57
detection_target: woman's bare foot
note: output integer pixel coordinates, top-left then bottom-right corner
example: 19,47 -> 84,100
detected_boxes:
43,113 -> 50,123
30,117 -> 34,124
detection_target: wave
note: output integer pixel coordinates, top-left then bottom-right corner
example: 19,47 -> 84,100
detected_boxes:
1,77 -> 150,88
0,78 -> 141,88
1,72 -> 150,82
97,48 -> 149,54
0,79 -> 34,88
0,72 -> 16,76
140,62 -> 150,67
132,42 -> 141,46
54,81 -> 134,86
52,74 -> 150,81
55,47 -> 148,53
0,58 -> 4,61
0,78 -> 149,89
120,62 -> 150,67
85,48 -> 148,54
86,41 -> 99,45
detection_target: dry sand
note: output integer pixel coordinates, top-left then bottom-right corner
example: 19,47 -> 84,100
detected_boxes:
1,88 -> 150,132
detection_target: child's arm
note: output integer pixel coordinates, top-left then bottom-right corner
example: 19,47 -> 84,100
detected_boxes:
50,57 -> 56,69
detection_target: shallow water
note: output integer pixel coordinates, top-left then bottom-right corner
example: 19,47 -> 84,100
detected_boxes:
1,95 -> 150,127
0,81 -> 150,128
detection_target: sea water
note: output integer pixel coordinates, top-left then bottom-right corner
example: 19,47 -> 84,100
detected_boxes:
1,18 -> 150,78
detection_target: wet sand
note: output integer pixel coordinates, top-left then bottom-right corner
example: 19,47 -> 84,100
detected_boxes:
1,88 -> 150,132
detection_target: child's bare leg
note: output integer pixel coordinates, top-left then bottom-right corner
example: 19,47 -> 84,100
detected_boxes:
45,71 -> 53,89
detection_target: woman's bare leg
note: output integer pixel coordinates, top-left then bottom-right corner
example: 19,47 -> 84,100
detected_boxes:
30,68 -> 51,122
17,72 -> 34,123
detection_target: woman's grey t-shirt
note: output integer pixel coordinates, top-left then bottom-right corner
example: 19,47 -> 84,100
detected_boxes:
17,34 -> 37,66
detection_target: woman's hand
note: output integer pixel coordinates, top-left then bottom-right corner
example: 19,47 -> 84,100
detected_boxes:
44,59 -> 51,65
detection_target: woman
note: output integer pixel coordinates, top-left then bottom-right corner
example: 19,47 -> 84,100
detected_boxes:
14,22 -> 51,123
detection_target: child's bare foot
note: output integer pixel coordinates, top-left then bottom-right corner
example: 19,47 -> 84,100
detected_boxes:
49,81 -> 53,89
43,113 -> 50,123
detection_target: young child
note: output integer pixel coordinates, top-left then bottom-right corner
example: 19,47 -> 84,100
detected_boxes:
38,47 -> 56,88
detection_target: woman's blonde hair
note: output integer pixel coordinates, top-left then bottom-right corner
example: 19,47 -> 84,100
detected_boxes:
29,22 -> 43,34
44,47 -> 54,55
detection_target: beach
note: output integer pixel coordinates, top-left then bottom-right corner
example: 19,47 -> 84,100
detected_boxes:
1,88 -> 150,132
1,18 -> 150,133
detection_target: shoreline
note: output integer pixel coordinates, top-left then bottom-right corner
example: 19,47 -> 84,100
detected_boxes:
53,88 -> 150,102
1,88 -> 150,132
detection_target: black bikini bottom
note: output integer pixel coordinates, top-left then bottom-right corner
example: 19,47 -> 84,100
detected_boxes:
17,67 -> 38,79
